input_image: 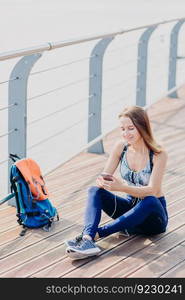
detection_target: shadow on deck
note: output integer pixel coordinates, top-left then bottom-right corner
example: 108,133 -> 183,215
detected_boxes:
0,87 -> 185,278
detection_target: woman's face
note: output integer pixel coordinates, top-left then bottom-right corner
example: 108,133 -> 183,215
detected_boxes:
119,116 -> 141,145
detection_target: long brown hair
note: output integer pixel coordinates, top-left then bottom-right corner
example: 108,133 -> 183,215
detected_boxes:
118,106 -> 162,154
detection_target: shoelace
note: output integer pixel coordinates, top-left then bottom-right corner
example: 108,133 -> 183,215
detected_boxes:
76,237 -> 94,248
75,234 -> 83,245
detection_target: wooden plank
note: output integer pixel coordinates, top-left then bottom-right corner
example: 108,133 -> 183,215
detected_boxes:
160,259 -> 185,277
0,213 -> 110,274
96,227 -> 185,278
128,244 -> 185,278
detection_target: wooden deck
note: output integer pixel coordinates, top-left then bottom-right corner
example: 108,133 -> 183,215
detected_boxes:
0,88 -> 185,278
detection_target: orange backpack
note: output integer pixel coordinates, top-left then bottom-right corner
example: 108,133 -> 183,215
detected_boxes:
15,158 -> 49,201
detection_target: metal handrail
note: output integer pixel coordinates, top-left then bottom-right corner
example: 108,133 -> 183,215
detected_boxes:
0,18 -> 184,61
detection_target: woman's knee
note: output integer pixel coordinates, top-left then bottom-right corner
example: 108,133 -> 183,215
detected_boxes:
87,186 -> 104,207
87,186 -> 105,201
87,186 -> 110,205
88,186 -> 104,195
143,195 -> 158,208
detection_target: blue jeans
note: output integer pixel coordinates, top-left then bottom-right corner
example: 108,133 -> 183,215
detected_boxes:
83,186 -> 168,240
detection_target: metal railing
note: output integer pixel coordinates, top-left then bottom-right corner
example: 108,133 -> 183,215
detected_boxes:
0,17 -> 185,205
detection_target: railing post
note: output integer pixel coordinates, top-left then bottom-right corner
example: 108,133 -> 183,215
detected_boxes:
87,37 -> 114,154
168,19 -> 185,98
136,26 -> 157,107
8,53 -> 42,206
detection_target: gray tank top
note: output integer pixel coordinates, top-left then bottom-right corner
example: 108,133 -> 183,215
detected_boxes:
120,144 -> 154,188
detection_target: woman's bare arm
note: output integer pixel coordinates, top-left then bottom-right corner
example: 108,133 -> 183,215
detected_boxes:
101,140 -> 125,175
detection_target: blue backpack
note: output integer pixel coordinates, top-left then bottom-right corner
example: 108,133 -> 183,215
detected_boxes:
9,154 -> 59,236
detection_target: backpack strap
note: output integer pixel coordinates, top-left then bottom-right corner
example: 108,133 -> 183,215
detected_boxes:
20,226 -> 28,236
42,209 -> 60,232
9,153 -> 21,163
0,193 -> 15,206
10,175 -> 21,216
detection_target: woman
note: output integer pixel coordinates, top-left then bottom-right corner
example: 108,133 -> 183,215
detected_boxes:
65,105 -> 168,260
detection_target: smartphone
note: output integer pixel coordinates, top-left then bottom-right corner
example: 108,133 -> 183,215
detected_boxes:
101,173 -> 113,181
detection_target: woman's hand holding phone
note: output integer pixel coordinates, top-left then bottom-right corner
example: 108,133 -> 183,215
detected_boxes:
101,173 -> 114,181
96,173 -> 126,192
96,173 -> 113,189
